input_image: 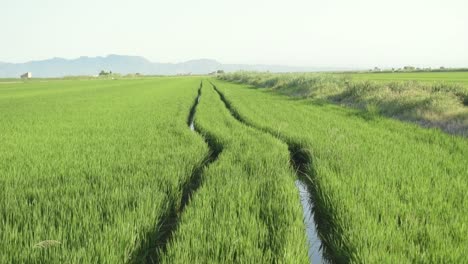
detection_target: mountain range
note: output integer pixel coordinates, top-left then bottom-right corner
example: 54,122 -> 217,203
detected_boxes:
0,54 -> 352,78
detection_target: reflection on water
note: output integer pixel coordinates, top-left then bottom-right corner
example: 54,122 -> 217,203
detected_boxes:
189,95 -> 200,131
296,180 -> 324,264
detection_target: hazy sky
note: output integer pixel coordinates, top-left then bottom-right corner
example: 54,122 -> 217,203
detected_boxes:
1,0 -> 467,68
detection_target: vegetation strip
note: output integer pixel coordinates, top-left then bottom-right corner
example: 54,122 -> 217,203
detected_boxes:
212,83 -> 328,263
219,72 -> 468,136
148,82 -> 221,263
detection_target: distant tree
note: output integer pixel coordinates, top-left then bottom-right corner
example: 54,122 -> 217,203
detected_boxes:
99,70 -> 116,76
403,66 -> 415,71
217,70 -> 225,74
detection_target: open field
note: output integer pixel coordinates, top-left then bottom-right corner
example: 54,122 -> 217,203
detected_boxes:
0,79 -> 22,84
1,77 -> 467,263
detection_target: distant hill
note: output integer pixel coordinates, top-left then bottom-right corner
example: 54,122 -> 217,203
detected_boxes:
0,55 -> 351,78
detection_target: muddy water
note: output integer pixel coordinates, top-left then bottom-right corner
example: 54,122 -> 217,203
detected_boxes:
296,180 -> 325,264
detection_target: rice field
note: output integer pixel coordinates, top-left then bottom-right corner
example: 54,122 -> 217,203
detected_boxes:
211,79 -> 468,263
1,76 -> 467,263
0,78 -> 209,263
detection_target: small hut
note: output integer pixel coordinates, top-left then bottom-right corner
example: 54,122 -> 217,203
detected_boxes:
21,72 -> 32,79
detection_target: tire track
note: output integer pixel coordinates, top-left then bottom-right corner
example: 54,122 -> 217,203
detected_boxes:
211,82 -> 338,264
131,82 -> 221,264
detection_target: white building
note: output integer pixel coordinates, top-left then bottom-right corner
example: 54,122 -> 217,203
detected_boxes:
21,72 -> 32,79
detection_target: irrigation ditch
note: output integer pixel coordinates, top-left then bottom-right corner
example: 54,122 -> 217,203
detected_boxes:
132,82 -> 222,264
132,81 -> 345,263
211,82 -> 341,264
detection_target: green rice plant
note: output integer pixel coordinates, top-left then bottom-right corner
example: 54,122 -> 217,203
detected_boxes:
0,77 -> 209,263
160,82 -> 309,263
212,79 -> 468,263
3,75 -> 466,263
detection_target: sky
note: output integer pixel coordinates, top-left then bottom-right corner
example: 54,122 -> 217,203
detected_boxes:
1,0 -> 467,68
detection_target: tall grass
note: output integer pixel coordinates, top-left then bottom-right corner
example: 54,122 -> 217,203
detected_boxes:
219,72 -> 468,136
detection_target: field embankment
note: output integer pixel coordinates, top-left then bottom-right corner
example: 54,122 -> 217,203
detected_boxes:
219,72 -> 468,136
352,72 -> 468,84
212,79 -> 468,263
